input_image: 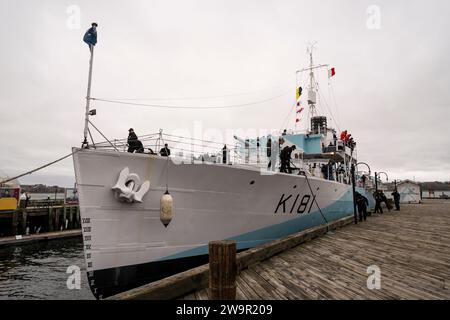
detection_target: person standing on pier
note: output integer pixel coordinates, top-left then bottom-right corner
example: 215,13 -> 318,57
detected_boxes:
392,189 -> 401,211
356,192 -> 369,221
380,191 -> 391,212
374,191 -> 383,214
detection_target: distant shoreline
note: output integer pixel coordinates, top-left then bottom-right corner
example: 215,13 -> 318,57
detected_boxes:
25,192 -> 65,200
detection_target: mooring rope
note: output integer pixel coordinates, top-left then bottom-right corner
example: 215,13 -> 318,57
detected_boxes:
299,170 -> 328,225
0,149 -> 81,185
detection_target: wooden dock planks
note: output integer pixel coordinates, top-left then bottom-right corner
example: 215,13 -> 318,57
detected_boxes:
184,199 -> 450,300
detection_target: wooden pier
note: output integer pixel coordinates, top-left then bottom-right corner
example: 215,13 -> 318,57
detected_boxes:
0,229 -> 81,247
110,199 -> 450,300
0,204 -> 80,239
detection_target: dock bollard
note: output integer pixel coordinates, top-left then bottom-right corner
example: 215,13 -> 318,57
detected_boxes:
208,240 -> 237,300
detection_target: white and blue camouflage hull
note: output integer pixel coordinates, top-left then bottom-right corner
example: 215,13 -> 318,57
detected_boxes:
72,148 -> 372,299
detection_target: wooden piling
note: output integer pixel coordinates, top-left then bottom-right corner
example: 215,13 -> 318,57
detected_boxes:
208,240 -> 237,300
75,206 -> 80,228
55,208 -> 60,231
47,208 -> 53,232
21,209 -> 27,234
12,210 -> 19,235
69,207 -> 74,229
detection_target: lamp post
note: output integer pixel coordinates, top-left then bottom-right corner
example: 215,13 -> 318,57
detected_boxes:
351,164 -> 358,224
356,162 -> 371,176
356,162 -> 371,188
374,171 -> 389,193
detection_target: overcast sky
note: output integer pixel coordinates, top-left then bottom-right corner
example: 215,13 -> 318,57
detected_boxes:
0,0 -> 449,187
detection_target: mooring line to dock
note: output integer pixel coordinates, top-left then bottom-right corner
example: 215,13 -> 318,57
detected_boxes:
0,149 -> 81,185
301,171 -> 328,224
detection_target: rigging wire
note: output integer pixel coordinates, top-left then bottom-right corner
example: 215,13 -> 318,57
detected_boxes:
97,84 -> 294,102
317,83 -> 341,133
301,171 -> 329,225
329,80 -> 342,130
279,100 -> 297,132
90,90 -> 291,110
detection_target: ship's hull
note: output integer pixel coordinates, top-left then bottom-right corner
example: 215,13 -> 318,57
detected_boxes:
72,148 -> 370,299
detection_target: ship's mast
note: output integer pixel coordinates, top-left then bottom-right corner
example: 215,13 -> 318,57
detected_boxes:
296,44 -> 329,132
83,45 -> 94,148
308,46 -> 317,121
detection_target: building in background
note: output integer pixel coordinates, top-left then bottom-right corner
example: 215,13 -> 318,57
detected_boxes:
397,180 -> 421,204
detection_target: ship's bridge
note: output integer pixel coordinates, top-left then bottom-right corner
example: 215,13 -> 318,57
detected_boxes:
281,132 -> 354,163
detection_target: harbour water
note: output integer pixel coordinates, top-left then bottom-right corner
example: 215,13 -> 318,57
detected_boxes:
0,238 -> 94,300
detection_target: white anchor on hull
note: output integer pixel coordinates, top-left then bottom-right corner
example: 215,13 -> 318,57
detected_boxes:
112,167 -> 150,203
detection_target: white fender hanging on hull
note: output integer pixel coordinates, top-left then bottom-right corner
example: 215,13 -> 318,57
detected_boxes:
160,191 -> 173,227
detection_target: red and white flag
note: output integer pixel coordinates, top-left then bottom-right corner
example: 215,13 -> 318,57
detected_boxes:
328,67 -> 336,78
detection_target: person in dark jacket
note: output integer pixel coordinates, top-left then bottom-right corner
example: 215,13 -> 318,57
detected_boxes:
83,23 -> 98,51
127,128 -> 144,153
392,189 -> 401,211
374,191 -> 383,214
380,191 -> 391,212
280,145 -> 296,173
160,143 -> 171,157
356,192 -> 369,221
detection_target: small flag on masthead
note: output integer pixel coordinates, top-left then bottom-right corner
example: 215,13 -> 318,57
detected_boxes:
328,67 -> 336,78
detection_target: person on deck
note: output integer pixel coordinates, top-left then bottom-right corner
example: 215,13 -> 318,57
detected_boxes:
266,136 -> 272,169
160,143 -> 171,157
392,189 -> 401,211
127,128 -> 144,153
222,145 -> 228,164
280,145 -> 296,173
344,134 -> 351,146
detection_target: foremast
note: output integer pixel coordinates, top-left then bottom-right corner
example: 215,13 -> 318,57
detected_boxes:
296,44 -> 329,133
